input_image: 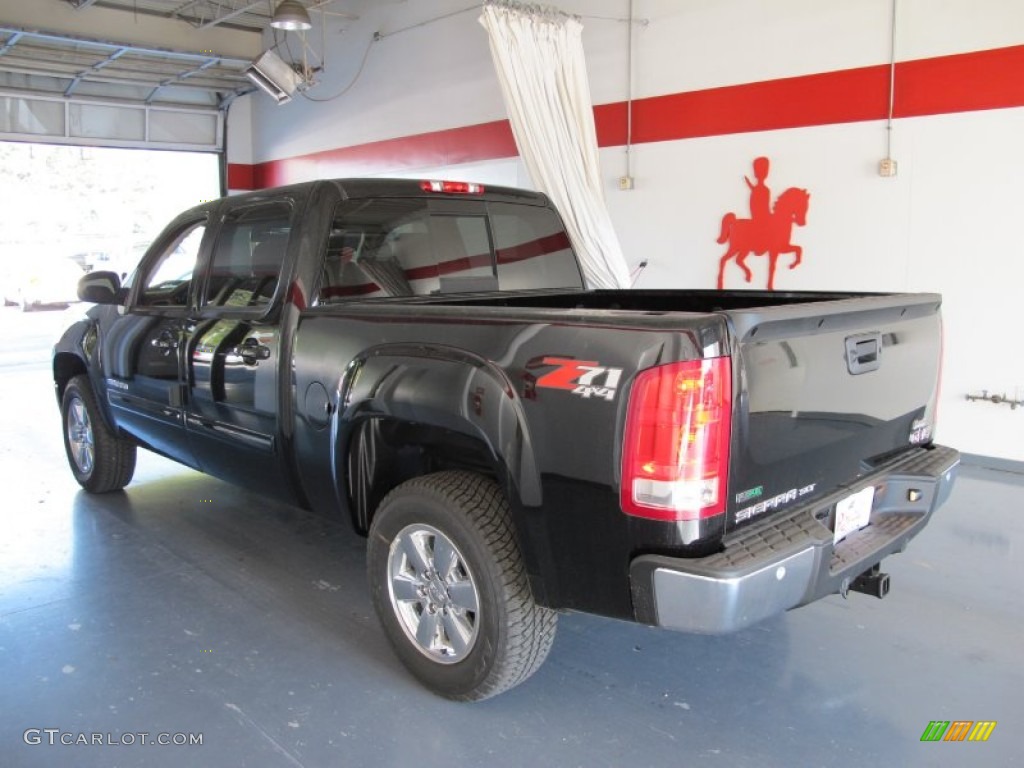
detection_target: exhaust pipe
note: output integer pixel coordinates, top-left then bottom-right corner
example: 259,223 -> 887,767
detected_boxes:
848,564 -> 890,599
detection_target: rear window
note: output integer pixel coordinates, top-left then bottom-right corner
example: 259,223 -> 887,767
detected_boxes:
489,202 -> 580,292
317,198 -> 582,302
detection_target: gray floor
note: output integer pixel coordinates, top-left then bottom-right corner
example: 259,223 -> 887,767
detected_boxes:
1,307 -> 1020,768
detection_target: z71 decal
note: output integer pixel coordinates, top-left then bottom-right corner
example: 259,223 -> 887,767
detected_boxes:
535,357 -> 624,402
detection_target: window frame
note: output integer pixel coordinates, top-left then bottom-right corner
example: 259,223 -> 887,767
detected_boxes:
193,198 -> 297,320
127,213 -> 210,314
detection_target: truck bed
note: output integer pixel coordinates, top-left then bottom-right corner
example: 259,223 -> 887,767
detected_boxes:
324,287 -> 944,536
407,287 -> 876,312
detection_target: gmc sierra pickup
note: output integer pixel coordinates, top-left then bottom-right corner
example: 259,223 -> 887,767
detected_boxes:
54,178 -> 959,700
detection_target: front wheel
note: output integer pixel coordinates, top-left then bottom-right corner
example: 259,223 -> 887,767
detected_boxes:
367,471 -> 557,701
61,375 -> 136,492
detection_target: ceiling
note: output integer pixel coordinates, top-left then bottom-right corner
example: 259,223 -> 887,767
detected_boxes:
0,1 -> 360,110
0,25 -> 255,108
65,0 -> 296,35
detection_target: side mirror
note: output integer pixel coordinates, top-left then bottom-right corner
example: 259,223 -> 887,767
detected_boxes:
78,270 -> 123,304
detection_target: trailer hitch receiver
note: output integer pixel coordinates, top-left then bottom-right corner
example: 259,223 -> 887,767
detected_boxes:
848,564 -> 890,599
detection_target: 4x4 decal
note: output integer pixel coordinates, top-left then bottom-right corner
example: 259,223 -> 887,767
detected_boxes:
535,357 -> 624,402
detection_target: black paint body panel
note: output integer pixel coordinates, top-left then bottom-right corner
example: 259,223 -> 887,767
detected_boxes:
52,179 -> 949,624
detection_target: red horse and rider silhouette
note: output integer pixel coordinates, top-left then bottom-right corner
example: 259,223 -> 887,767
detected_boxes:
717,157 -> 810,290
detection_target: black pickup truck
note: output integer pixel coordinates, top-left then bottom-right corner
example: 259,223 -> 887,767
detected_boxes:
54,178 -> 958,700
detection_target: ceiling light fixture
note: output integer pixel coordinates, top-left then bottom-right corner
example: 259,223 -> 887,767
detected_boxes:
271,1 -> 312,31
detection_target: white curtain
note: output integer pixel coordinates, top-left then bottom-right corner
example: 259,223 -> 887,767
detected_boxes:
479,1 -> 631,289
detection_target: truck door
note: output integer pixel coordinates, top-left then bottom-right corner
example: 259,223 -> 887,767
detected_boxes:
101,216 -> 208,467
184,200 -> 293,499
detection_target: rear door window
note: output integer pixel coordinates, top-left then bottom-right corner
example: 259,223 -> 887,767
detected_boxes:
201,202 -> 292,310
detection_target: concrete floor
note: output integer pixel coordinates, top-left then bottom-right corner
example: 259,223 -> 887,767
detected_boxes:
1,306 -> 1021,768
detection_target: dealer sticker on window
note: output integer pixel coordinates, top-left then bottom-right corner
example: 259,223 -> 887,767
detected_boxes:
833,485 -> 875,543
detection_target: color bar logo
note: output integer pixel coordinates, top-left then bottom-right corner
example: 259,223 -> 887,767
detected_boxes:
920,720 -> 997,742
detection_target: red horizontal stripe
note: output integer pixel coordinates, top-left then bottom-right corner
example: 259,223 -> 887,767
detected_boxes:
252,120 -> 518,188
626,64 -> 889,143
231,45 -> 1024,186
410,252 -> 492,281
496,231 -> 571,265
897,45 -> 1024,117
227,162 -> 255,191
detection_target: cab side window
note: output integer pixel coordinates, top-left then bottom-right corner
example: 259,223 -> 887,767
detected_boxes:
137,221 -> 207,307
203,202 -> 292,309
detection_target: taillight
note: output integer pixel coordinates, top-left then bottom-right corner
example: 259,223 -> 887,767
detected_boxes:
419,180 -> 485,195
620,357 -> 732,521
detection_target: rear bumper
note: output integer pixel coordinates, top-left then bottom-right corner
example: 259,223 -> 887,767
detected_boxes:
629,444 -> 959,634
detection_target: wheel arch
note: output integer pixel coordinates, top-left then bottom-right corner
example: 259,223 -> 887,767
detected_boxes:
52,318 -> 97,401
330,346 -> 542,536
53,318 -> 121,432
53,351 -> 88,402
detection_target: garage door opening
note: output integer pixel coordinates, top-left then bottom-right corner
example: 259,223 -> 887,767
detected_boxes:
1,141 -> 219,309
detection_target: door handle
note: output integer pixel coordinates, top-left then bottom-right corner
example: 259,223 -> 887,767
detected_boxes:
845,332 -> 882,375
151,330 -> 179,351
233,337 -> 271,365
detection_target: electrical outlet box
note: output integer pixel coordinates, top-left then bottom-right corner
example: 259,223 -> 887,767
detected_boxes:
878,158 -> 898,177
618,176 -> 635,191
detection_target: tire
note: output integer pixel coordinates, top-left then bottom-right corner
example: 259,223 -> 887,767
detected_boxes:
61,374 -> 136,493
367,471 -> 557,701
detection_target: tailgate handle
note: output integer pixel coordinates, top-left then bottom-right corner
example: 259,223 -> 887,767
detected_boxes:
846,332 -> 882,375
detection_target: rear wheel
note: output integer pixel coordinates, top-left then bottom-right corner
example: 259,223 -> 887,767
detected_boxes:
367,471 -> 557,701
61,375 -> 136,492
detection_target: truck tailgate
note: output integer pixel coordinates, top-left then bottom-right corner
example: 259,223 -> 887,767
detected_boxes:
723,293 -> 943,532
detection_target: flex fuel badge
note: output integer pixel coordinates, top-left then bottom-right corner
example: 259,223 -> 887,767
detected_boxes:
533,357 -> 624,402
735,485 -> 764,504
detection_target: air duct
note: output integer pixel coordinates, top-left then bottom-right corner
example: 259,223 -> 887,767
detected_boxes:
244,49 -> 303,104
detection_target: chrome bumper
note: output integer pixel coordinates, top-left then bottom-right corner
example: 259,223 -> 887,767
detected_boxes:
630,445 -> 960,634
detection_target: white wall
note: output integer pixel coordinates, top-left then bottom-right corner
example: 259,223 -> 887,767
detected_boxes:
226,96 -> 253,167
249,1 -> 508,164
231,0 -> 1024,461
